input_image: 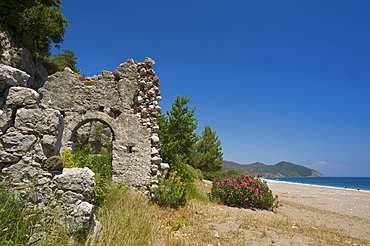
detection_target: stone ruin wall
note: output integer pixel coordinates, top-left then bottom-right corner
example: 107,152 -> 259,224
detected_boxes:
0,33 -> 167,236
39,57 -> 167,187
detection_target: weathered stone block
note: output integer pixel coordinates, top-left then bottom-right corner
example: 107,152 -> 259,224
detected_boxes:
0,150 -> 20,163
1,131 -> 37,154
41,134 -> 57,148
160,163 -> 170,170
14,108 -> 63,135
61,191 -> 85,204
144,57 -> 155,67
151,156 -> 162,164
0,64 -> 30,86
6,86 -> 40,107
0,109 -> 13,134
71,201 -> 94,217
53,167 -> 95,193
151,135 -> 160,143
1,163 -> 43,183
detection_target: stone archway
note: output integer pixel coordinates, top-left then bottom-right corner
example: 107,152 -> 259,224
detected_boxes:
66,113 -> 117,153
38,58 -> 168,188
70,118 -> 115,153
59,110 -> 154,187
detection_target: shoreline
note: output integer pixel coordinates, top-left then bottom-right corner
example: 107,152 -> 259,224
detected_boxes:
262,178 -> 370,193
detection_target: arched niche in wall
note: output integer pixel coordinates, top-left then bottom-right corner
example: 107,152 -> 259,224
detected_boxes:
71,119 -> 115,153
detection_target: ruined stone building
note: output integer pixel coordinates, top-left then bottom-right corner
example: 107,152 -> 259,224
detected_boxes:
0,31 -> 167,234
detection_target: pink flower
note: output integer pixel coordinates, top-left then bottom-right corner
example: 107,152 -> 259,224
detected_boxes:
245,198 -> 249,201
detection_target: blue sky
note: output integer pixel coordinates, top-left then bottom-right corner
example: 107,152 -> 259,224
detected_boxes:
55,0 -> 370,176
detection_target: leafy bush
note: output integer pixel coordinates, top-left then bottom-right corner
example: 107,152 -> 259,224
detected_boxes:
211,175 -> 282,211
62,143 -> 112,207
151,170 -> 187,208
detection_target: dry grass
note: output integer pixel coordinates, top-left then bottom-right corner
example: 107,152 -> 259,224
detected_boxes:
88,180 -> 370,245
95,185 -> 163,246
152,180 -> 370,246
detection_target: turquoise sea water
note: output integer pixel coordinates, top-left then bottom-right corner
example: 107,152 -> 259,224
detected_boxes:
264,177 -> 370,191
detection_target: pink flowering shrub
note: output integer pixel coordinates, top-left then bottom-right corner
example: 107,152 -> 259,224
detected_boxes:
210,175 -> 282,211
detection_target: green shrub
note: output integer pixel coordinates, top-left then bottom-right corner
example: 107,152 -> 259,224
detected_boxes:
211,175 -> 282,211
151,170 -> 187,208
167,154 -> 197,185
201,170 -> 223,180
167,218 -> 188,230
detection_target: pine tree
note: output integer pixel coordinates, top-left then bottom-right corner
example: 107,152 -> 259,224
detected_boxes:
54,49 -> 78,72
158,95 -> 199,184
191,125 -> 223,172
158,95 -> 199,164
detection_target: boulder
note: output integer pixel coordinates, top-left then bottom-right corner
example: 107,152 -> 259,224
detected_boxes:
42,156 -> 64,171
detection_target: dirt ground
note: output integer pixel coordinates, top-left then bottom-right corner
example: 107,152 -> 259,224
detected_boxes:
159,179 -> 370,246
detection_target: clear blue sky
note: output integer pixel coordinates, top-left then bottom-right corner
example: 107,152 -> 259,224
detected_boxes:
55,0 -> 370,177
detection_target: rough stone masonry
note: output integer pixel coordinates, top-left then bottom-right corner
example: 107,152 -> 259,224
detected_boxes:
39,57 -> 167,187
1,31 -> 168,237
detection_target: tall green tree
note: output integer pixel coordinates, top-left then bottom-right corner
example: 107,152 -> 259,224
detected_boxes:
158,95 -> 199,183
158,95 -> 199,164
53,49 -> 78,72
191,125 -> 223,172
0,0 -> 70,56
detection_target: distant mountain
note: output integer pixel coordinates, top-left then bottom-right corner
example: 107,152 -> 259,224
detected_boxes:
222,161 -> 327,177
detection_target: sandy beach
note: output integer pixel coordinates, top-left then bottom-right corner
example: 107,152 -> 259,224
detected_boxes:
265,179 -> 370,220
160,179 -> 370,245
265,179 -> 370,244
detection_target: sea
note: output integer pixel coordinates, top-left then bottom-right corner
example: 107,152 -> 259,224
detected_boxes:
264,177 -> 370,191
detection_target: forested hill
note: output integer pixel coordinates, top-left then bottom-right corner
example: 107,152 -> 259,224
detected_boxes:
222,161 -> 327,177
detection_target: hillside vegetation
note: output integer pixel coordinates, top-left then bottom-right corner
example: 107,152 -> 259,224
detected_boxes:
222,161 -> 326,177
